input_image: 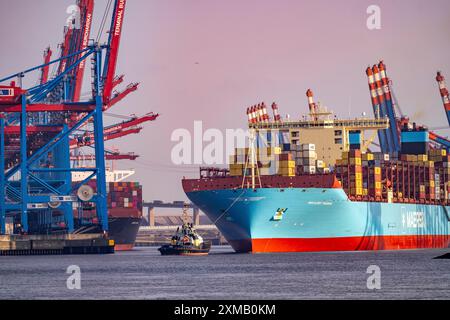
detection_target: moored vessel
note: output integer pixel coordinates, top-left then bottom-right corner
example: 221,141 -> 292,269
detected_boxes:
72,169 -> 143,251
183,63 -> 450,253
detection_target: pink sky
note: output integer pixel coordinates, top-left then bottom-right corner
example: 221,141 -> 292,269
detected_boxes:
1,0 -> 450,201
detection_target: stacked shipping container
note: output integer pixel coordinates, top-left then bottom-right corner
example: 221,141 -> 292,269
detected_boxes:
227,141 -> 450,205
337,150 -> 363,196
335,148 -> 450,204
107,182 -> 143,211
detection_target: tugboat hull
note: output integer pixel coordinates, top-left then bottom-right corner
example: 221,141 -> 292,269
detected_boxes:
158,243 -> 211,256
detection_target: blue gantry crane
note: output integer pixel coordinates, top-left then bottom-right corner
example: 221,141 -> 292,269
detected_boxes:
0,0 -> 133,235
366,61 -> 401,154
0,46 -> 109,234
367,61 -> 450,153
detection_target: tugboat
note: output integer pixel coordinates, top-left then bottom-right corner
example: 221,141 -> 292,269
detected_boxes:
158,205 -> 211,256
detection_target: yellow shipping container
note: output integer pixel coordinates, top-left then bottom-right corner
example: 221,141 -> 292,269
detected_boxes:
229,164 -> 244,170
430,149 -> 446,157
279,161 -> 296,168
375,182 -> 382,189
350,181 -> 363,189
350,174 -> 363,182
374,167 -> 381,175
405,155 -> 418,162
278,167 -> 296,176
258,147 -> 280,157
229,170 -> 243,177
349,158 -> 362,166
342,152 -> 349,159
350,188 -> 363,195
417,154 -> 428,162
362,153 -> 374,161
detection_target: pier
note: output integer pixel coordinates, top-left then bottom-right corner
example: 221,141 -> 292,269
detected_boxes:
0,234 -> 115,256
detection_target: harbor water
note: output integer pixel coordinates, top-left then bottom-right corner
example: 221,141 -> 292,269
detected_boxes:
0,246 -> 449,300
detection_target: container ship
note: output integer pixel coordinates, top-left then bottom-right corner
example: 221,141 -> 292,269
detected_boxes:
183,62 -> 450,253
72,169 -> 143,251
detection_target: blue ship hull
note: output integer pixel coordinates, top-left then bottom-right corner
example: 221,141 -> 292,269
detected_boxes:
185,188 -> 450,253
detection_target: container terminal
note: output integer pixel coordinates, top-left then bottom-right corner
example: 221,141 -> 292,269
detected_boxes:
2,1 -> 450,256
0,0 -> 158,255
183,61 -> 450,253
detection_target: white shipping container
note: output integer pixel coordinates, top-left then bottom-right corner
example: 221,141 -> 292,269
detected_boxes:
302,144 -> 316,151
303,166 -> 316,174
316,160 -> 325,168
302,150 -> 317,158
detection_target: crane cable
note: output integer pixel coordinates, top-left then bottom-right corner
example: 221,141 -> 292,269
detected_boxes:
96,0 -> 113,43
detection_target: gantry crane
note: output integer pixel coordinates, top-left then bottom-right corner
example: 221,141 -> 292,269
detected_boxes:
0,0 -> 156,235
49,0 -> 158,168
367,61 -> 450,152
436,71 -> 450,127
0,46 -> 110,234
366,62 -> 401,154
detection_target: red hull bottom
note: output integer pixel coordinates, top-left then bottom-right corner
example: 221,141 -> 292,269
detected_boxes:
114,244 -> 135,251
230,235 -> 450,253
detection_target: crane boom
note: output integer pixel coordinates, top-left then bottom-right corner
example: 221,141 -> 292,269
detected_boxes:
104,83 -> 139,111
72,0 -> 95,102
429,131 -> 450,150
112,74 -> 125,89
57,28 -> 73,75
102,0 -> 127,104
436,71 -> 450,127
39,48 -> 52,85
70,113 -> 159,148
71,152 -> 139,161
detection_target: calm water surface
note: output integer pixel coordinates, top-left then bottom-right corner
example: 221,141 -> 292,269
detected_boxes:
0,246 -> 449,300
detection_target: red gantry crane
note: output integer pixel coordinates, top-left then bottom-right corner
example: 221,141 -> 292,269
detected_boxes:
46,0 -> 158,166
39,48 -> 52,85
436,71 -> 450,127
